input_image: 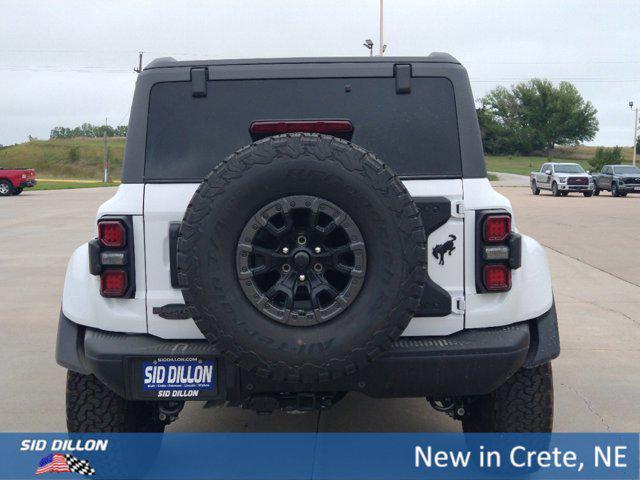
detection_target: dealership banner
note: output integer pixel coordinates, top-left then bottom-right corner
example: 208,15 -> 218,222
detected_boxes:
1,433 -> 637,479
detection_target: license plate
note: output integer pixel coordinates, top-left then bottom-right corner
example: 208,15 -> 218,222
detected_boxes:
137,357 -> 217,399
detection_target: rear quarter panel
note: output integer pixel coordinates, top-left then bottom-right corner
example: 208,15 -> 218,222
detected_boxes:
463,178 -> 553,328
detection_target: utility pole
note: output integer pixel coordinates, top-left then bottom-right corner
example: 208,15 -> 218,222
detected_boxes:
379,0 -> 386,56
133,51 -> 144,73
103,117 -> 110,183
630,101 -> 638,166
363,1 -> 387,56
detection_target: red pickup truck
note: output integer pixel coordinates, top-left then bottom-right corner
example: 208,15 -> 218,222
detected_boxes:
0,168 -> 37,196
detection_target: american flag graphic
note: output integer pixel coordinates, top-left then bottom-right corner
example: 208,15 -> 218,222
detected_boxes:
35,453 -> 96,476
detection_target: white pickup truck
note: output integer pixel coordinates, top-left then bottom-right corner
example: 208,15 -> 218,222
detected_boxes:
530,162 -> 594,197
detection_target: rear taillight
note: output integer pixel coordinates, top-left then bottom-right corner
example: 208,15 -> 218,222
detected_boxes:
483,215 -> 511,242
90,217 -> 135,298
100,270 -> 128,297
477,211 -> 520,293
483,264 -> 511,291
98,220 -> 126,247
249,120 -> 353,138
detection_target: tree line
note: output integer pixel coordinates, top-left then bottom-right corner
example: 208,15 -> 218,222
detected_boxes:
477,78 -> 599,156
50,123 -> 127,139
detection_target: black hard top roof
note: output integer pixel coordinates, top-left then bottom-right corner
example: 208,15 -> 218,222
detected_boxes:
144,52 -> 460,70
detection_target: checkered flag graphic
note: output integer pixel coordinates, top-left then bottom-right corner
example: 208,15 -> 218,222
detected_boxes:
65,454 -> 96,476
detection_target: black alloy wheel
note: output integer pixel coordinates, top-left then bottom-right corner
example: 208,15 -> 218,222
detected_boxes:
237,195 -> 366,326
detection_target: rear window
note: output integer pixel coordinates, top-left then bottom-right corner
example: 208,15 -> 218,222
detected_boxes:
145,77 -> 461,180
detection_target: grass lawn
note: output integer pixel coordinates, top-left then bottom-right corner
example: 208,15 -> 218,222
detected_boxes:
485,146 -> 635,176
485,155 -> 592,176
2,137 -> 632,181
0,137 -> 125,179
32,179 -> 119,190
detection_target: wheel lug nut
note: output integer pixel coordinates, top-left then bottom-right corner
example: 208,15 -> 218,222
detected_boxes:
314,263 -> 323,272
298,274 -> 306,282
282,264 -> 291,273
314,247 -> 321,254
297,235 -> 307,245
282,247 -> 289,254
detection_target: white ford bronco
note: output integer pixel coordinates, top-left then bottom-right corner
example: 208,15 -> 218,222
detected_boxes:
56,54 -> 559,433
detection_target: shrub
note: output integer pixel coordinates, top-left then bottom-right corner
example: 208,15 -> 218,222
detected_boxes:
68,146 -> 80,163
589,146 -> 624,172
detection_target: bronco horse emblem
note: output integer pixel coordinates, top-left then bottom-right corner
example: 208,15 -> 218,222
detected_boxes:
432,235 -> 457,265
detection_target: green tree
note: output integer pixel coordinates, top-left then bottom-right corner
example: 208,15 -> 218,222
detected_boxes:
50,123 -> 128,139
478,79 -> 599,155
589,146 -> 624,172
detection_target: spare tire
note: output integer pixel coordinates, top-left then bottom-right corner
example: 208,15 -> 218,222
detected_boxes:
177,133 -> 427,384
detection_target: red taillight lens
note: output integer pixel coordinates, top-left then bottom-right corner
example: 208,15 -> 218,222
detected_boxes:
483,264 -> 511,291
483,215 -> 511,242
249,120 -> 353,136
98,220 -> 126,248
100,270 -> 128,297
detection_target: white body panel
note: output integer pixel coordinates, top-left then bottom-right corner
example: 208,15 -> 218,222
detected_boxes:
97,184 -> 144,217
403,180 -> 464,336
143,180 -> 466,339
61,178 -> 554,338
462,178 -> 553,328
143,184 -> 202,338
61,215 -> 147,333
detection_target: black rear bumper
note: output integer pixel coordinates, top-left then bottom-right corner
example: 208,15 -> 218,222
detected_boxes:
19,180 -> 36,188
56,304 -> 559,402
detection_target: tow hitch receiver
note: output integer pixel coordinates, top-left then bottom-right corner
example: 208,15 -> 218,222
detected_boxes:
245,393 -> 345,414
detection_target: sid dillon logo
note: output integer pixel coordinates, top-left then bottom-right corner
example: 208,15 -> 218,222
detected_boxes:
35,453 -> 95,476
21,438 -> 106,476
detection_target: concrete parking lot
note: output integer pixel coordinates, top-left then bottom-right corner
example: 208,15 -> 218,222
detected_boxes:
1,186 -> 638,432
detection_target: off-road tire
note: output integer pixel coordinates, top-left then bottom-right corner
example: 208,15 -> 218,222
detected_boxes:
530,180 -> 540,195
177,133 -> 427,385
593,185 -> 600,196
612,183 -> 620,197
551,182 -> 559,197
12,187 -> 23,195
66,370 -> 164,433
462,363 -> 554,433
0,180 -> 13,196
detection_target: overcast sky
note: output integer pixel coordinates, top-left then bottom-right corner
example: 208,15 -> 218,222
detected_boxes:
1,0 -> 638,147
